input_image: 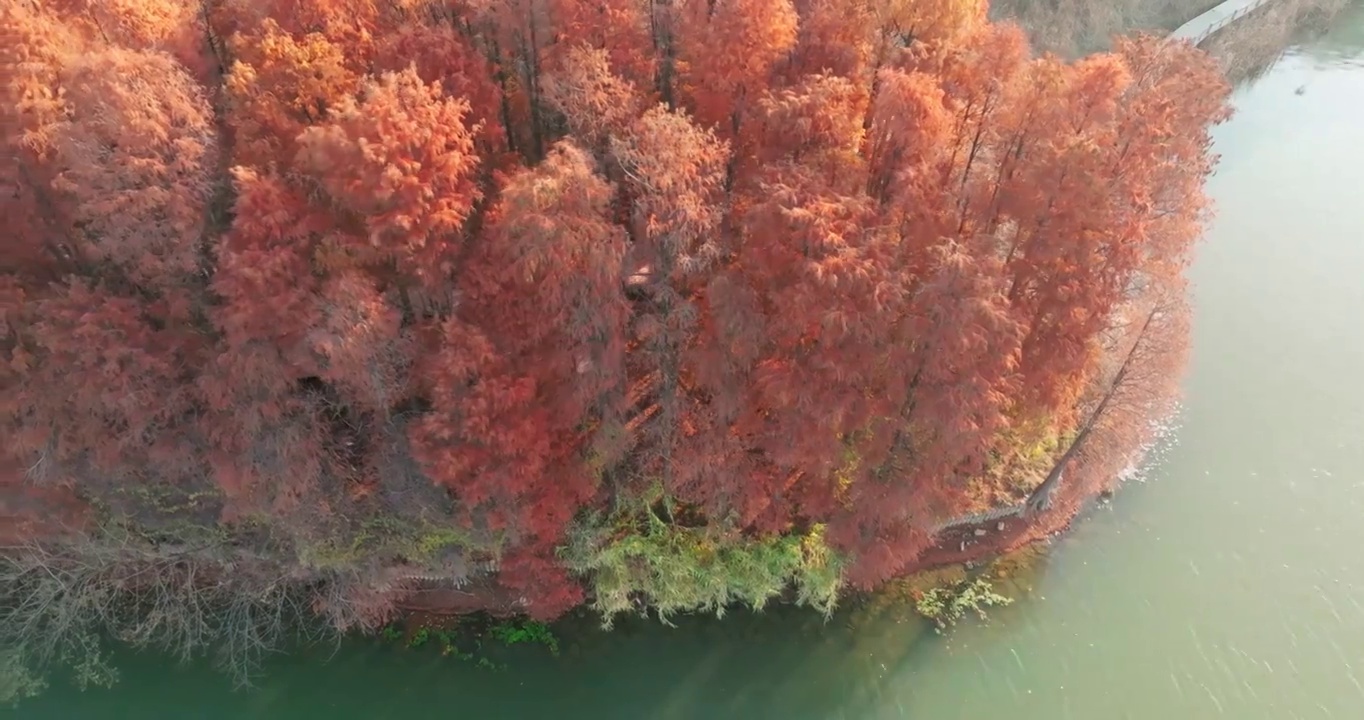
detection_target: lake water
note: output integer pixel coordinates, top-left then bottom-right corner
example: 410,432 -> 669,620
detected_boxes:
8,7 -> 1364,718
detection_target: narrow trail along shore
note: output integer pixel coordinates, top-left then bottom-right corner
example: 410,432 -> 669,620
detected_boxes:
1174,0 -> 1283,43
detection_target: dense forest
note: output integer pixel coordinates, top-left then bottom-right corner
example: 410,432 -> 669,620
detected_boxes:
1,0 -> 1228,688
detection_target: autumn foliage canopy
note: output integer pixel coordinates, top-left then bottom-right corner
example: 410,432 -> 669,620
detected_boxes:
1,0 -> 1229,624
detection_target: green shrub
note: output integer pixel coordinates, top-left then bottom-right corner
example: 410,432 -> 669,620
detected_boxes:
564,507 -> 845,628
489,619 -> 560,655
914,576 -> 1014,629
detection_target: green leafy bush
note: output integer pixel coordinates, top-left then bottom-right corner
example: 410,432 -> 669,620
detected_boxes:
914,576 -> 1014,629
565,507 -> 844,628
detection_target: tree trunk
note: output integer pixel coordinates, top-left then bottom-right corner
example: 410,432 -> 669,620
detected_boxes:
1024,304 -> 1159,515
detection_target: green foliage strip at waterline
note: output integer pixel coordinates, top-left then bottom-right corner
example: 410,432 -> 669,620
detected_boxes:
385,617 -> 560,672
913,576 -> 1014,629
564,508 -> 845,628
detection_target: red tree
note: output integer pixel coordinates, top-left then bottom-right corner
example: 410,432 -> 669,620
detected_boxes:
49,47 -> 219,294
296,67 -> 483,291
204,167 -> 327,506
610,105 -> 728,502
675,0 -> 798,137
222,18 -> 360,168
0,0 -> 1231,627
410,142 -> 627,616
372,22 -> 508,162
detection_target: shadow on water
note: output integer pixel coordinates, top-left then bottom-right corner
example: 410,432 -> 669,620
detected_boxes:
5,554 -> 1060,720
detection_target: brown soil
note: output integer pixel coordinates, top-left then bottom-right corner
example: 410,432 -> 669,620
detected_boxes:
906,468 -> 1096,576
397,575 -> 526,618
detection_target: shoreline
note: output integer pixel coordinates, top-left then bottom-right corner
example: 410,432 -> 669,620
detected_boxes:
395,462 -> 1113,623
0,0 -> 1226,701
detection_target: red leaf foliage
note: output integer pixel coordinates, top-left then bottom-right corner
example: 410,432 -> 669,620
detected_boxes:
0,0 -> 1229,616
